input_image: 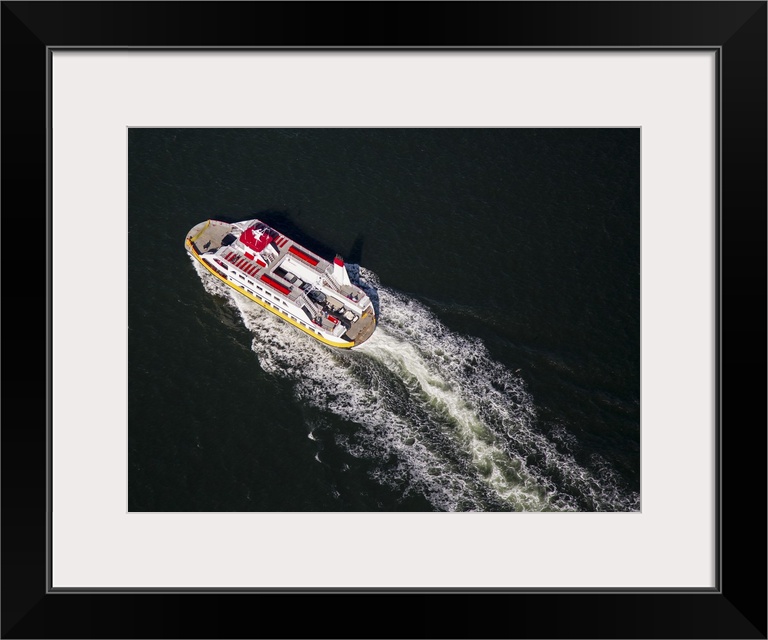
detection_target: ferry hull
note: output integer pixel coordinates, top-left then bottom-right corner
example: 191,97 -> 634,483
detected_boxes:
185,219 -> 377,348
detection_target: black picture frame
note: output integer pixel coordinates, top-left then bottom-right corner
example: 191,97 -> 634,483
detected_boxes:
3,1 -> 765,638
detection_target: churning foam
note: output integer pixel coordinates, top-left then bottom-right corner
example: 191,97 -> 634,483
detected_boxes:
192,258 -> 639,512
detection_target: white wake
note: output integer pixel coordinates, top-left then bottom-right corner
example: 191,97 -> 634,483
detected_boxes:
191,257 -> 640,512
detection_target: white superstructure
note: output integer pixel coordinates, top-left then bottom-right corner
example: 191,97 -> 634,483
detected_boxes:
185,218 -> 377,348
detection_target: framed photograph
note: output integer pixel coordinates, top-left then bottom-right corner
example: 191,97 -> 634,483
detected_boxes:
5,1 -> 765,638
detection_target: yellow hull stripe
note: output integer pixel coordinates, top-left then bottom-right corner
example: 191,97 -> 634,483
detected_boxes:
186,239 -> 355,349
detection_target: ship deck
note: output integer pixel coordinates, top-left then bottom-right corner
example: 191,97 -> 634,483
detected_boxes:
187,219 -> 377,346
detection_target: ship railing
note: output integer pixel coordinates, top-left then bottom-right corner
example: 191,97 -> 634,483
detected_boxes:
298,293 -> 322,317
322,276 -> 342,293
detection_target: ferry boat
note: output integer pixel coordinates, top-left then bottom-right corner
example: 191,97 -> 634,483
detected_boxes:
185,218 -> 377,348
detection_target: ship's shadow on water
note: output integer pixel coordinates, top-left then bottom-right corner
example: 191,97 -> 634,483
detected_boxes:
346,234 -> 365,265
256,210 -> 346,260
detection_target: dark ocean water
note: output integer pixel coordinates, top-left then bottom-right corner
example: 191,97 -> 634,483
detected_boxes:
128,128 -> 640,512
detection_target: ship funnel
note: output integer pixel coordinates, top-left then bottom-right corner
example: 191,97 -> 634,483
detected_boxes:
333,255 -> 352,287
